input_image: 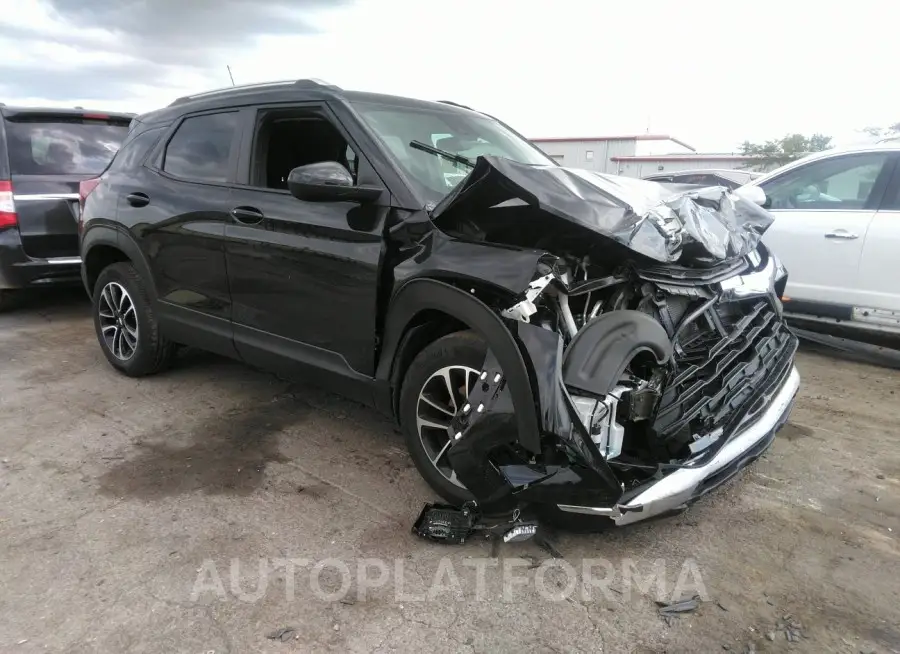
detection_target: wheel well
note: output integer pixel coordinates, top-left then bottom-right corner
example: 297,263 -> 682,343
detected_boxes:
84,245 -> 130,294
389,309 -> 470,417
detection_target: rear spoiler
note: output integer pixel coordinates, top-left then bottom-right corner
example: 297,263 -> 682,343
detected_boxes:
1,108 -> 135,123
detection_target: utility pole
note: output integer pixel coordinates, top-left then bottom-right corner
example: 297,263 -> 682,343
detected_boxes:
226,65 -> 235,86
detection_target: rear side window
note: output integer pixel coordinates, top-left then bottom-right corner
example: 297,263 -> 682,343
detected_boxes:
108,126 -> 165,173
4,118 -> 128,176
163,112 -> 238,183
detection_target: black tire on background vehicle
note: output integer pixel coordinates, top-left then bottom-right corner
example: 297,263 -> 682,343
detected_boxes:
399,331 -> 492,506
92,262 -> 176,376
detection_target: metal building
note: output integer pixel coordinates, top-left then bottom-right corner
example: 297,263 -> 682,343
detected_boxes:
531,135 -> 762,178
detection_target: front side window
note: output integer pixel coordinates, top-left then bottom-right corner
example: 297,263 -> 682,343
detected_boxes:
163,112 -> 238,183
352,102 -> 555,202
250,109 -> 358,190
761,153 -> 890,210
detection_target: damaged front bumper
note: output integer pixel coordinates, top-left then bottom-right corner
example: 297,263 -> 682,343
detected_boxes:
558,365 -> 800,525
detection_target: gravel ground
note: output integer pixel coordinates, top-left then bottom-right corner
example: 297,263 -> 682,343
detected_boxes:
1,290 -> 898,654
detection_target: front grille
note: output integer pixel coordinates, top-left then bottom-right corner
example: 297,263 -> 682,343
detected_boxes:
652,295 -> 798,449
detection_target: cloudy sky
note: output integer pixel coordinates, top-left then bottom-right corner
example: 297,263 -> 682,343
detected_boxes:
0,0 -> 896,151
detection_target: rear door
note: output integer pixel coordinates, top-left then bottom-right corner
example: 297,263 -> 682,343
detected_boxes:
3,111 -> 128,259
855,153 -> 900,313
121,110 -> 241,357
759,151 -> 895,309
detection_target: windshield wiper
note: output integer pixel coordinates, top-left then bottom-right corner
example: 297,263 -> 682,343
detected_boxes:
409,140 -> 474,168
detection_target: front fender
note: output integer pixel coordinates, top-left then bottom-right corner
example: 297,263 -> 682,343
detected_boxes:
377,277 -> 542,454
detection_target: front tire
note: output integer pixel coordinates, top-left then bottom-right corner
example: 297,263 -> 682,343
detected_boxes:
399,331 -> 490,505
92,262 -> 175,376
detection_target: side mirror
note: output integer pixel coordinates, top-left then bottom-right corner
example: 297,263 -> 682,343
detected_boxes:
733,185 -> 767,207
287,162 -> 381,203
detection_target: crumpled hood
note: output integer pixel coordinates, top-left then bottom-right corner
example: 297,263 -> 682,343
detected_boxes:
430,156 -> 775,264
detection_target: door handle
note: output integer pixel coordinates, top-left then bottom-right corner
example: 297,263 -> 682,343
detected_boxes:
125,192 -> 150,208
230,206 -> 264,225
824,230 -> 859,240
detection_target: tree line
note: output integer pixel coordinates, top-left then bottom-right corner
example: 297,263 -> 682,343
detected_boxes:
738,123 -> 899,170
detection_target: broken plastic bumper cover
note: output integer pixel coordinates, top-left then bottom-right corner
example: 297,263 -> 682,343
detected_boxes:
557,365 -> 800,525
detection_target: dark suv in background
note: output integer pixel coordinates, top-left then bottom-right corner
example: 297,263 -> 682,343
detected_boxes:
0,106 -> 131,310
79,79 -> 799,531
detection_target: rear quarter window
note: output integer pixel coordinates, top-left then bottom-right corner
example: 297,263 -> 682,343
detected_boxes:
4,118 -> 129,176
108,126 -> 166,173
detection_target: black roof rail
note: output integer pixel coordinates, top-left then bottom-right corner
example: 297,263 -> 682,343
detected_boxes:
169,78 -> 342,106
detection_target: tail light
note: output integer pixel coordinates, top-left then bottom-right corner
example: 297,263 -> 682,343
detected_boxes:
0,180 -> 17,228
79,177 -> 101,213
78,178 -> 101,234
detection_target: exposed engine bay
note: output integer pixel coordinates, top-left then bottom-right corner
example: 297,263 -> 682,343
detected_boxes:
397,157 -> 800,543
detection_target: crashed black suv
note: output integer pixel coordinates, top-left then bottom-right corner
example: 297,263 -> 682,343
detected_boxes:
79,79 -> 799,532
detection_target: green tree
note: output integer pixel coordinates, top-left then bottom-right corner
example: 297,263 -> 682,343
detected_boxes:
739,133 -> 833,170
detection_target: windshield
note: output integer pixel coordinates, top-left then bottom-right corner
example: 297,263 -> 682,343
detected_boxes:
5,118 -> 128,176
352,101 -> 555,202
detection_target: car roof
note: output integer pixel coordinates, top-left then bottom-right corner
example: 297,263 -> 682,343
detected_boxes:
0,105 -> 135,121
136,79 -> 484,126
747,142 -> 900,187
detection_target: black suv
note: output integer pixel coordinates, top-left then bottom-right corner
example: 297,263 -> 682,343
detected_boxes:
79,80 -> 800,529
0,106 -> 131,310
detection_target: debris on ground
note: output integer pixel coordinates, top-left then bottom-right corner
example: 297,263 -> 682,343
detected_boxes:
656,594 -> 701,624
534,532 -> 564,559
265,627 -> 297,642
775,614 -> 806,642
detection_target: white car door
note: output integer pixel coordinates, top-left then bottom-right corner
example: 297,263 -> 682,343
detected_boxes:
856,155 -> 900,314
759,151 -> 894,308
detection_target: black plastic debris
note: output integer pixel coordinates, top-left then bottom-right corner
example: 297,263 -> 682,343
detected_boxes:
412,503 -> 476,544
266,627 -> 297,642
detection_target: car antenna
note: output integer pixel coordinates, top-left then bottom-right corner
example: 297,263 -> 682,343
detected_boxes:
226,65 -> 235,87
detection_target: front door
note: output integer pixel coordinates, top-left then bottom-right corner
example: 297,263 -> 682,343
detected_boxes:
223,105 -> 387,399
759,151 -> 895,309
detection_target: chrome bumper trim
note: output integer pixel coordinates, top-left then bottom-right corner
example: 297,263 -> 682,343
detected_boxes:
44,257 -> 82,265
558,365 -> 800,526
13,193 -> 80,202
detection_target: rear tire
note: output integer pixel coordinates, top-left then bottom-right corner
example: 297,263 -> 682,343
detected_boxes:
92,262 -> 175,376
399,331 -> 489,505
